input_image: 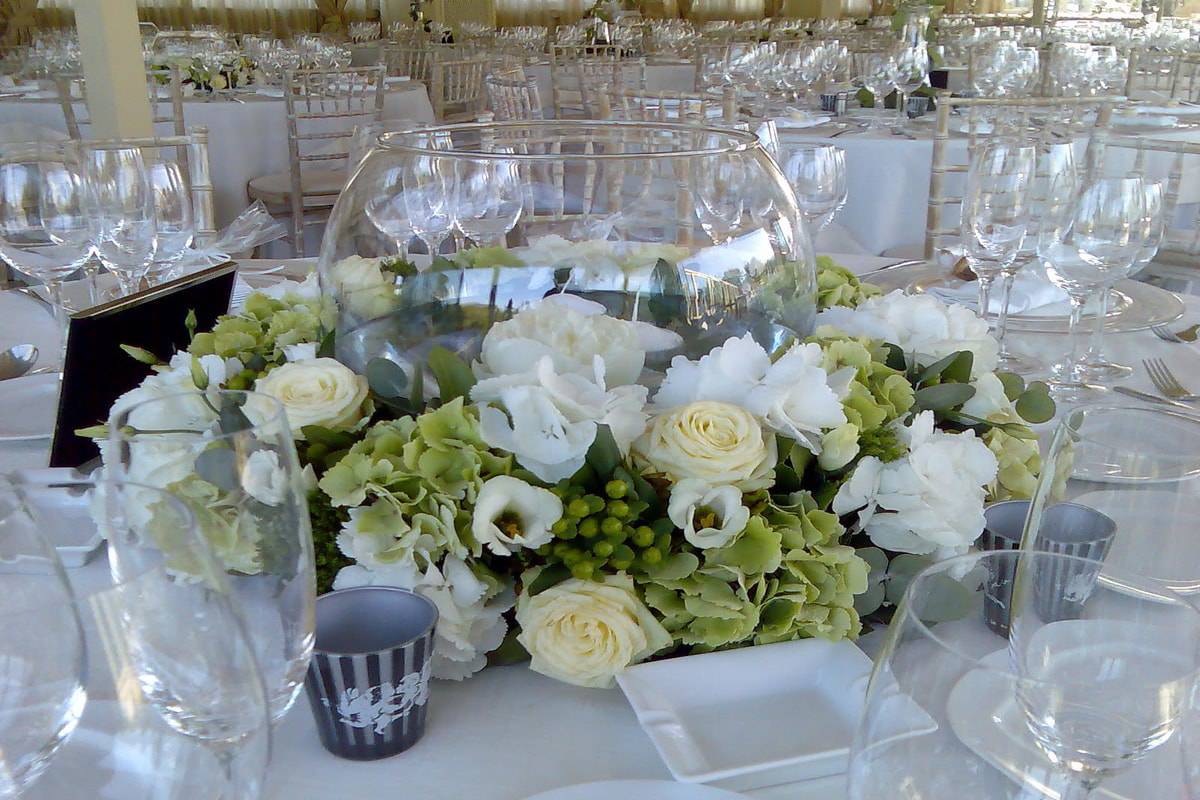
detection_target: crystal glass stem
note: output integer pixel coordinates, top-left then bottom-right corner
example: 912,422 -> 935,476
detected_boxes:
976,270 -> 995,321
1083,286 -> 1112,366
994,270 -> 1017,359
895,89 -> 907,124
1064,290 -> 1089,382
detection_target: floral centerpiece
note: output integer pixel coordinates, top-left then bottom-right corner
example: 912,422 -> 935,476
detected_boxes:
91,254 -> 1052,690
150,54 -> 258,94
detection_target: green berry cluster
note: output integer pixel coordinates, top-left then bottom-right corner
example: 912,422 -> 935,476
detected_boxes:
535,478 -> 676,581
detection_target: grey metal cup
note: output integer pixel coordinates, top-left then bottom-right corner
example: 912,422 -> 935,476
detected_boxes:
905,96 -> 931,119
979,501 -> 1117,636
305,587 -> 438,760
819,92 -> 839,113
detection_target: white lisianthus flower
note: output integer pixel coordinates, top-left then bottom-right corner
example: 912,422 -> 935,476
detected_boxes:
962,372 -> 1016,421
818,423 -> 860,471
244,358 -> 370,439
817,290 -> 999,377
282,342 -> 318,363
261,272 -> 321,302
472,476 -> 564,557
833,411 -> 998,556
328,255 -> 396,320
666,479 -> 749,549
654,335 -> 851,452
516,574 -> 672,689
240,449 -> 288,506
635,400 -> 777,490
478,294 -> 657,387
334,555 -> 513,681
472,356 -> 648,483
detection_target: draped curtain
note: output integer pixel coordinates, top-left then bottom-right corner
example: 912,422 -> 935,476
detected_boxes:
29,0 -> 361,35
2,0 -> 38,43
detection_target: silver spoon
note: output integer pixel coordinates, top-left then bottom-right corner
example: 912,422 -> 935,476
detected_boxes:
0,344 -> 38,380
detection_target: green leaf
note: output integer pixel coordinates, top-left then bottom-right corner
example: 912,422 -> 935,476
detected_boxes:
194,446 -> 240,491
409,360 -> 425,411
120,344 -> 162,366
913,382 -> 976,412
645,552 -> 700,581
911,573 -> 974,624
914,351 -> 961,385
854,582 -> 886,617
300,425 -> 359,450
586,424 -> 621,478
885,554 -> 934,606
428,346 -> 476,402
217,398 -> 253,436
883,343 -> 907,371
527,563 -> 571,596
366,357 -> 408,399
316,328 -> 336,359
486,627 -> 530,666
942,351 -> 974,385
997,371 -> 1026,402
74,424 -> 108,439
1015,384 -> 1055,424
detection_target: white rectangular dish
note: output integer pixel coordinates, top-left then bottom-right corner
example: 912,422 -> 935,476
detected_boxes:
617,639 -> 874,792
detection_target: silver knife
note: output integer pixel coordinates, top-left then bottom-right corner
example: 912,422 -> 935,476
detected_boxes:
1113,386 -> 1196,411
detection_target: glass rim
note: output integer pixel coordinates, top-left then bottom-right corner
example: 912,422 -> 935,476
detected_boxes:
896,548 -> 1200,683
108,388 -> 289,442
375,120 -> 765,162
1059,403 -> 1200,456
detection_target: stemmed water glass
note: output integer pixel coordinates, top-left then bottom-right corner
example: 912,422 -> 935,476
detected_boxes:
1040,177 -> 1147,402
145,160 -> 194,284
781,144 -> 847,237
364,163 -> 414,257
108,390 -> 316,724
0,143 -> 94,332
454,156 -> 523,248
692,152 -> 746,245
891,45 -> 928,125
960,140 -> 1036,364
70,143 -> 159,298
851,51 -> 898,127
403,154 -> 454,257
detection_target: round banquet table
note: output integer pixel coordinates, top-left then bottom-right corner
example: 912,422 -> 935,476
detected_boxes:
0,85 -> 435,230
3,254 -> 1200,799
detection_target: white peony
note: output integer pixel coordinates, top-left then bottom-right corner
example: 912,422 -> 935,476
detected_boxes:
666,479 -> 749,549
833,411 -> 998,556
472,476 -> 564,557
817,290 -> 999,377
244,358 -> 370,439
334,555 -> 512,681
635,400 -> 777,491
516,574 -> 672,689
240,449 -> 288,506
327,255 -> 396,320
478,294 -> 667,387
472,356 -> 648,483
654,335 -> 852,452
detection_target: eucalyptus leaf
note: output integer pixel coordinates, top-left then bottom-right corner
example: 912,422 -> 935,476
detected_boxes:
997,371 -> 1025,402
527,563 -> 571,596
942,351 -> 974,385
914,351 -> 960,385
300,426 -> 358,449
911,573 -> 974,624
316,328 -> 336,359
854,582 -> 886,617
217,400 -> 253,436
884,554 -> 934,605
883,343 -> 907,372
586,424 -> 621,478
366,357 -> 408,399
913,382 -> 976,412
1015,385 -> 1055,424
409,361 -> 425,410
428,346 -> 476,401
857,546 -> 889,576
194,447 -> 240,492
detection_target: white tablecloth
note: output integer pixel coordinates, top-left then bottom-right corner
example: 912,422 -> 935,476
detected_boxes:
0,87 -> 435,230
3,254 -> 1199,799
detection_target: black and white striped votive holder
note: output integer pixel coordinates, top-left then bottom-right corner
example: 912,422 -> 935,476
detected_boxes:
980,500 -> 1117,636
305,586 -> 438,760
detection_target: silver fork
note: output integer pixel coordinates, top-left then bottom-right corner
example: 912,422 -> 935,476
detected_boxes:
1144,357 -> 1200,402
1151,323 -> 1200,343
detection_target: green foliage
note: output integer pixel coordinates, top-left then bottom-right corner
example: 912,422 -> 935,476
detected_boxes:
428,346 -> 476,402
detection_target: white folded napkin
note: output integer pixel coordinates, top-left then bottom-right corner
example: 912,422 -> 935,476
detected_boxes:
774,109 -> 833,129
926,252 -> 1067,314
1113,114 -> 1179,128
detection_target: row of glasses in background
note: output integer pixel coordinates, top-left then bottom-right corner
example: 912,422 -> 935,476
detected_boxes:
1045,43 -> 1127,98
0,141 -> 195,327
852,404 -> 1200,799
969,41 -> 1041,98
849,43 -> 929,129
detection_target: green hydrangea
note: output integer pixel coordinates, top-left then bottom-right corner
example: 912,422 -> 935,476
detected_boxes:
190,286 -> 335,365
984,426 -> 1042,502
816,257 -> 882,311
451,246 -> 524,269
164,474 -> 263,575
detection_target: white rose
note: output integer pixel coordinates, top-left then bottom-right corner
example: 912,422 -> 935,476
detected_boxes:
636,400 -> 776,491
516,574 -> 672,688
328,255 -> 396,320
478,294 -> 647,386
818,423 -> 860,472
472,356 -> 647,483
261,272 -> 320,302
472,476 -> 563,557
241,449 -> 289,506
245,358 -> 370,439
666,479 -> 749,549
817,290 -> 999,377
961,372 -> 1015,421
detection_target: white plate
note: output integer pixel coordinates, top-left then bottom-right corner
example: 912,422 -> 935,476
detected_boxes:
865,260 -> 1184,334
616,639 -> 872,792
947,649 -> 1182,800
524,780 -> 749,800
0,372 -> 59,440
1070,407 -> 1200,485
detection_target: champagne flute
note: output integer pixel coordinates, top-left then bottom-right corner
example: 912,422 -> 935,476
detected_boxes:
960,140 -> 1036,358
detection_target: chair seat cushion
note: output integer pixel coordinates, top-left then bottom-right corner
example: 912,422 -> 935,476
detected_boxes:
247,169 -> 347,206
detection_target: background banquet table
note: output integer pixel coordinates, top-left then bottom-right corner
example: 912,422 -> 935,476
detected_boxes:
5,254 -> 1200,799
0,85 -> 436,229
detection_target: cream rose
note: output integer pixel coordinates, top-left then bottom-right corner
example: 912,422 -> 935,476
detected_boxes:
246,358 -> 370,438
329,255 -> 396,320
516,575 -> 672,688
635,400 -> 777,490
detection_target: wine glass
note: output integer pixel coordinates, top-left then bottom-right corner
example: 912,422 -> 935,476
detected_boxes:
11,475 -> 272,800
71,143 -> 159,298
781,144 -> 847,236
454,155 -> 523,248
0,144 -> 94,332
691,152 -> 746,245
364,164 -> 414,257
1040,177 -> 1146,402
960,140 -> 1036,362
145,160 -> 194,284
1014,405 -> 1200,798
403,154 -> 453,257
851,51 -> 897,127
107,389 -> 316,724
0,477 -> 86,798
891,45 -> 928,126
850,549 -> 1200,800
